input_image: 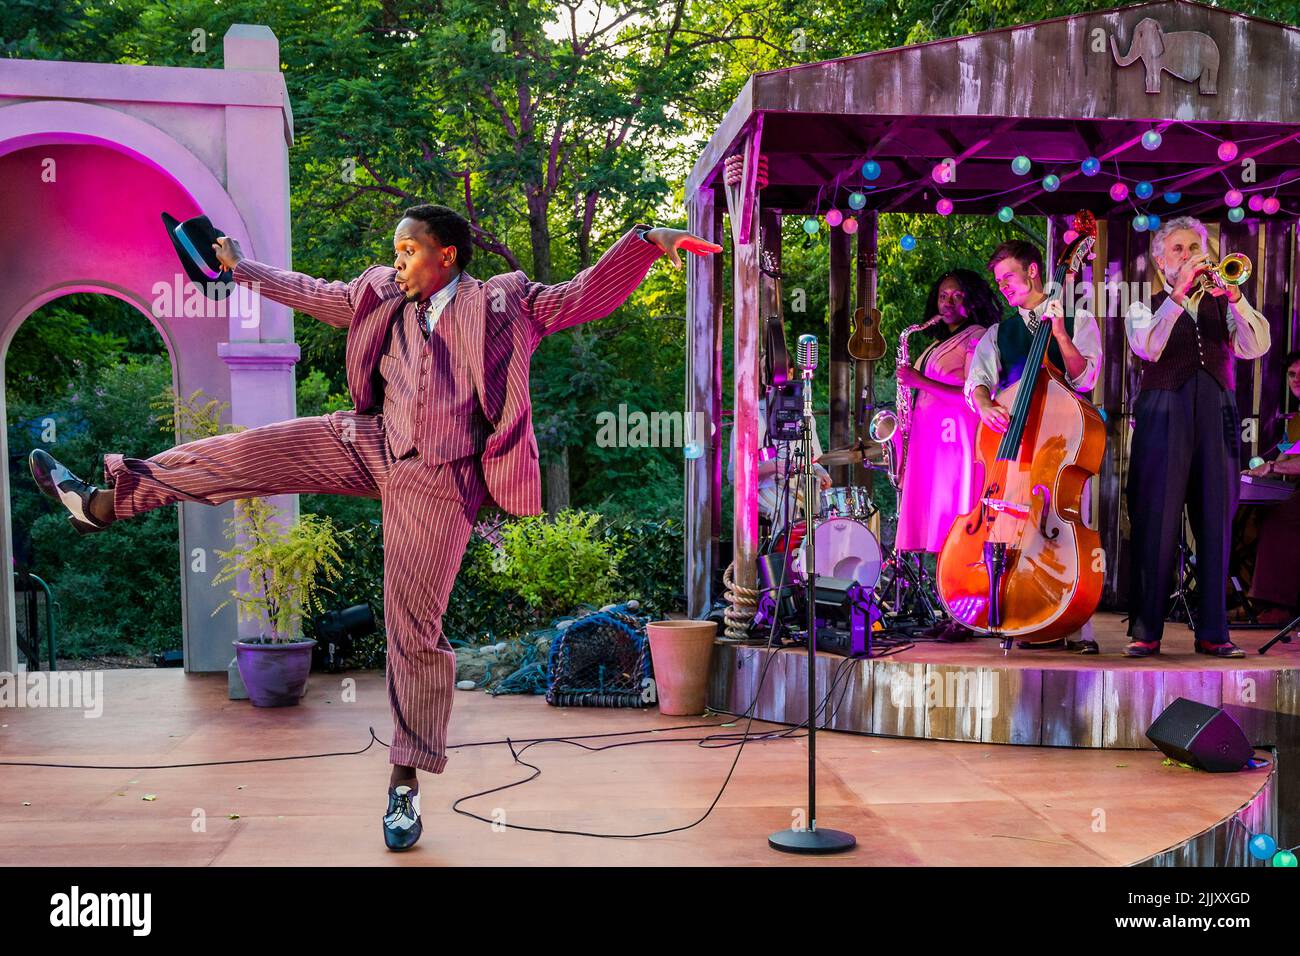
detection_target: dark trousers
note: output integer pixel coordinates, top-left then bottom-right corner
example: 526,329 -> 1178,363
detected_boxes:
1127,370 -> 1239,644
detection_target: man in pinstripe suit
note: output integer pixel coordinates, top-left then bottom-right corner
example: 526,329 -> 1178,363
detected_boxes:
29,204 -> 721,850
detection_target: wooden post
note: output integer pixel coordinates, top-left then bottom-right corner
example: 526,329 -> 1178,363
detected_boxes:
1223,216 -> 1262,468
710,202 -> 725,587
1254,220 -> 1291,464
853,212 -> 879,491
685,189 -> 718,618
725,134 -> 762,594
1292,221 -> 1300,356
828,223 -> 852,487
1099,215 -> 1135,609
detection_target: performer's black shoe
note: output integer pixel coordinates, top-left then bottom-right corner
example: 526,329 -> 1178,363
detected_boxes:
1069,638 -> 1099,655
1123,640 -> 1161,657
383,784 -> 422,851
1194,639 -> 1246,659
28,449 -> 112,535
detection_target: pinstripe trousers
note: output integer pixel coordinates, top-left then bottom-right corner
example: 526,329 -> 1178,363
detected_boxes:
103,410 -> 486,774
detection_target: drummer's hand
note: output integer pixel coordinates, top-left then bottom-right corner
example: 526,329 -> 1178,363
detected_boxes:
976,394 -> 1011,434
1246,461 -> 1272,478
896,365 -> 926,389
817,469 -> 833,490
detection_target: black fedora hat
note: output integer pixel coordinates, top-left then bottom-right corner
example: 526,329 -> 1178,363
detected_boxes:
161,212 -> 234,300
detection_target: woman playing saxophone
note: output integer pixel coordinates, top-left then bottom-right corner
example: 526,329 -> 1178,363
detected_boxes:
893,270 -> 1001,636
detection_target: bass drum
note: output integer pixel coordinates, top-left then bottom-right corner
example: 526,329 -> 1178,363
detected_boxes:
790,516 -> 883,589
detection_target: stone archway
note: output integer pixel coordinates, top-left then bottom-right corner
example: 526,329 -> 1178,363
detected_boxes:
0,25 -> 300,684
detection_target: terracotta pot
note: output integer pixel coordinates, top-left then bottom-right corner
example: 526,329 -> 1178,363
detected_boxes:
645,620 -> 717,716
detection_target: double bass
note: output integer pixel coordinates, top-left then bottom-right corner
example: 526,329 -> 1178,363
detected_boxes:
936,212 -> 1105,648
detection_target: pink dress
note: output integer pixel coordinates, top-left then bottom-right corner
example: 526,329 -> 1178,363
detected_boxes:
895,323 -> 986,553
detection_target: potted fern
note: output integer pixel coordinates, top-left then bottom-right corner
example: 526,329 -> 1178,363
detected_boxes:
211,495 -> 349,707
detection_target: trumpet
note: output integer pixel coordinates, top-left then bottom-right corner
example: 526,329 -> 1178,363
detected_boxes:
1196,252 -> 1252,294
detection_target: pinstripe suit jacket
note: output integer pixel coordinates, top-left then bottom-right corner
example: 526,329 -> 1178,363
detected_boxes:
232,226 -> 663,515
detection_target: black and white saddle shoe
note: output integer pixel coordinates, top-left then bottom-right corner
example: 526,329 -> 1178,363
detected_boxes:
28,449 -> 111,535
383,784 -> 422,851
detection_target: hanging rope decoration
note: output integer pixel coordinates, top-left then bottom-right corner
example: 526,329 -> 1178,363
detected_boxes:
722,561 -> 760,641
723,152 -> 769,189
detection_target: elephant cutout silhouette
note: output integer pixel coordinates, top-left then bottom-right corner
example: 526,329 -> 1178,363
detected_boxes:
1111,18 -> 1219,94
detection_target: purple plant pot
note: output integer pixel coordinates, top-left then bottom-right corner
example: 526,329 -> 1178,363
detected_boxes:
234,639 -> 316,707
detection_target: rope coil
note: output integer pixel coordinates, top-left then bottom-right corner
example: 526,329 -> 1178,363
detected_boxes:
722,560 -> 759,642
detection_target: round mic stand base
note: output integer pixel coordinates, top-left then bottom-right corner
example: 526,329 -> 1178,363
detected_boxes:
768,826 -> 857,854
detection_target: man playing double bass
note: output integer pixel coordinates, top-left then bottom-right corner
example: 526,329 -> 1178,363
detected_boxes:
962,239 -> 1104,654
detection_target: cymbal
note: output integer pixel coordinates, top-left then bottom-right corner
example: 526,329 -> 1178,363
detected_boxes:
816,440 -> 887,468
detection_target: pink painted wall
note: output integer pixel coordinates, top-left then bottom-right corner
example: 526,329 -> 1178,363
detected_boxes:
0,25 -> 300,678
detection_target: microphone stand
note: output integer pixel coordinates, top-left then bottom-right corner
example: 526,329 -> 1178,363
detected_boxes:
769,342 -> 856,855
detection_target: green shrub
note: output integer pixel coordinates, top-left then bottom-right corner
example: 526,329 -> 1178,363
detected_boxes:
603,516 -> 685,617
473,509 -> 627,620
211,496 -> 350,643
12,355 -> 182,658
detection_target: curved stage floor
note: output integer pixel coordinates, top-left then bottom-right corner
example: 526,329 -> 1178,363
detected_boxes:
708,613 -> 1297,864
0,669 -> 1273,866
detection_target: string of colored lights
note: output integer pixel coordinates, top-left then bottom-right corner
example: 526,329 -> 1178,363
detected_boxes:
796,120 -> 1295,249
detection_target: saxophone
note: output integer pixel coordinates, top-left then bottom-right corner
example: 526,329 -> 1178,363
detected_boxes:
868,315 -> 944,488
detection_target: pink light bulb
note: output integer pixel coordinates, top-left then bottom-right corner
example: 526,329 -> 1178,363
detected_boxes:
1225,189 -> 1244,207
1217,141 -> 1238,162
1109,182 -> 1129,202
936,198 -> 954,216
1262,197 -> 1281,215
826,209 -> 843,227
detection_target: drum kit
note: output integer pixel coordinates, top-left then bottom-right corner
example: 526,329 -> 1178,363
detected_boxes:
754,435 -> 949,652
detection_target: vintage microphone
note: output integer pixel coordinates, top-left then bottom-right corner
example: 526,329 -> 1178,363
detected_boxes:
768,334 -> 856,855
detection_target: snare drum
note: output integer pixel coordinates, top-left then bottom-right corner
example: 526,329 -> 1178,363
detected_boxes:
818,485 -> 876,520
790,516 -> 883,589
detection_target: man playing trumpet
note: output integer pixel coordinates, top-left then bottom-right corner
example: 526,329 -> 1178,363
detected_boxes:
1123,216 -> 1271,658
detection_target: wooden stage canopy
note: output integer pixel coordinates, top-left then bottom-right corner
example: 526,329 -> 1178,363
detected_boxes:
681,0 -> 1300,618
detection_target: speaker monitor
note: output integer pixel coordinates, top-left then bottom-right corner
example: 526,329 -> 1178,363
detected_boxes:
1146,697 -> 1253,773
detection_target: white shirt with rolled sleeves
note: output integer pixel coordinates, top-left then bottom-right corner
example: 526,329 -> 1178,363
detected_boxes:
963,302 -> 1103,413
1123,279 -> 1270,362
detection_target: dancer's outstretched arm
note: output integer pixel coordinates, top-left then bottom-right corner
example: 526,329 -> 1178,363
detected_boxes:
214,236 -> 376,330
521,226 -> 721,341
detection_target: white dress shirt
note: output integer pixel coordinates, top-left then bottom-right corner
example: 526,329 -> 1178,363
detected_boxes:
419,272 -> 461,333
964,301 -> 1103,413
1123,278 -> 1270,362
